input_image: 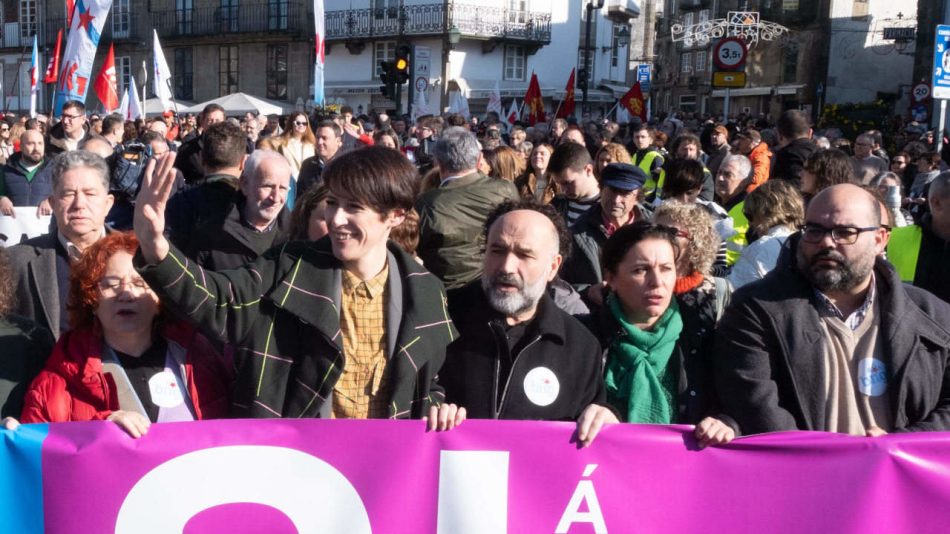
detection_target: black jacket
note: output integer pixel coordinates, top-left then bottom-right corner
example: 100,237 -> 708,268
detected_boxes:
185,195 -> 291,271
174,134 -> 255,184
909,215 -> 950,304
714,253 -> 950,435
165,174 -> 241,252
296,155 -> 325,196
560,203 -> 653,290
770,137 -> 817,188
584,280 -> 722,425
440,282 -> 607,421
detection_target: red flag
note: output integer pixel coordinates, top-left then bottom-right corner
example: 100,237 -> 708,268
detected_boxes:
556,68 -> 576,119
619,82 -> 647,122
44,29 -> 63,84
93,44 -> 120,112
66,0 -> 75,26
522,72 -> 546,126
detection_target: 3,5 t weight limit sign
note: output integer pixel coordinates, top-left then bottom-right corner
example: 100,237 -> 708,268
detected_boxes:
714,38 -> 748,71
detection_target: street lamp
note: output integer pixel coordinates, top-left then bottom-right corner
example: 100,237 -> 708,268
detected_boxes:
581,0 -> 606,116
440,24 -> 461,112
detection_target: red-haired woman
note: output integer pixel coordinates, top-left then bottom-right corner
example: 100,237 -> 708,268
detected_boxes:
20,232 -> 231,437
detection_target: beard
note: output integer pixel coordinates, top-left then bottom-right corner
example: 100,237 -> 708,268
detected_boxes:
481,270 -> 550,318
797,246 -> 875,293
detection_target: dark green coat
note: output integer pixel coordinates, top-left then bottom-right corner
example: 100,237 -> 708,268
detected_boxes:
136,237 -> 458,419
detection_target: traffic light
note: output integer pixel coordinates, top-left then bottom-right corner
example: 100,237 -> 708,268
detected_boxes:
394,44 -> 411,84
379,60 -> 396,99
577,69 -> 588,90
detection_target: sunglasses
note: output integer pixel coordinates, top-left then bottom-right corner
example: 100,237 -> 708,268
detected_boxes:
294,120 -> 308,126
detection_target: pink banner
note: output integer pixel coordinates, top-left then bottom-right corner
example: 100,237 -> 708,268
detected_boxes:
17,420 -> 950,532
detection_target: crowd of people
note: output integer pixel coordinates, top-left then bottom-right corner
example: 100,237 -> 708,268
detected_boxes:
0,99 -> 948,450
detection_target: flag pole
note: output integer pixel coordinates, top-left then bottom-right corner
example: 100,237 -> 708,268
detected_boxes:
605,100 -> 620,120
552,98 -> 563,120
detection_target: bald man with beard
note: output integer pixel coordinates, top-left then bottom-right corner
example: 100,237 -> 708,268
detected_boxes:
714,183 -> 950,439
0,130 -> 53,217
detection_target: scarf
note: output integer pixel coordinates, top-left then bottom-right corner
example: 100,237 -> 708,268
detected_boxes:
674,271 -> 704,295
604,294 -> 684,424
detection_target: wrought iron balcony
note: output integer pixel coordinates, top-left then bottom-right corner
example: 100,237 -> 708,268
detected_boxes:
152,1 -> 310,40
1,15 -> 145,50
325,2 -> 551,44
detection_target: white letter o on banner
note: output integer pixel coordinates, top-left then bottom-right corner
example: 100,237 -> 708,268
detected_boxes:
115,445 -> 371,533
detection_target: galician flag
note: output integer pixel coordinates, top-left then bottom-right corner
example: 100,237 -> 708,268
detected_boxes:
486,80 -> 503,117
29,36 -> 40,117
54,0 -> 114,115
313,0 -> 325,106
152,30 -> 174,112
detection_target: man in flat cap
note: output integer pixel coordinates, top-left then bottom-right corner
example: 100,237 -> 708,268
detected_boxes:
561,162 -> 653,291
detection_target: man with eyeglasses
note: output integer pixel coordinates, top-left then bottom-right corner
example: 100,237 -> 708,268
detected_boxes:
851,133 -> 887,184
47,100 -> 92,157
713,183 -> 950,439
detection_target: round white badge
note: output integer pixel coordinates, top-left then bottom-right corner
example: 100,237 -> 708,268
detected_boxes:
858,358 -> 887,397
148,370 -> 185,408
523,367 -> 560,407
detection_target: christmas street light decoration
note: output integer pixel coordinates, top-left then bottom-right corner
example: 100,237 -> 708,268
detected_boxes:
671,11 -> 790,48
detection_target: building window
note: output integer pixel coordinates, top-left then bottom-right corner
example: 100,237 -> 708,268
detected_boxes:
852,0 -> 868,19
680,52 -> 691,73
374,41 -> 396,79
176,0 -> 193,34
504,45 -> 526,81
508,0 -> 526,24
699,9 -> 709,23
577,50 -> 594,86
610,24 -> 626,69
19,0 -> 36,39
221,0 -> 239,32
683,12 -> 693,27
267,44 -> 288,100
695,50 -> 706,71
175,48 -> 193,100
678,94 -> 697,113
112,0 -> 131,38
116,56 -> 132,95
219,45 -> 238,96
268,0 -> 289,30
783,47 -> 798,83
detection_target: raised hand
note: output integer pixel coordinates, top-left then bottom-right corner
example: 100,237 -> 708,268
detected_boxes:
134,152 -> 178,264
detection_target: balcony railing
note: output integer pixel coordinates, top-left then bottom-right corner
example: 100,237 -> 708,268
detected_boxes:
3,15 -> 145,49
153,1 -> 309,39
326,2 -> 551,43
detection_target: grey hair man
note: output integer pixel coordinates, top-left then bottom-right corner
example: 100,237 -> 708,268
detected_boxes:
415,126 -> 520,289
7,151 -> 114,338
183,150 -> 292,271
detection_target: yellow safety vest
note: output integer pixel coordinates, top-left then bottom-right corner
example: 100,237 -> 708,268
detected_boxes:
633,150 -> 666,197
886,225 -> 923,282
725,200 -> 748,266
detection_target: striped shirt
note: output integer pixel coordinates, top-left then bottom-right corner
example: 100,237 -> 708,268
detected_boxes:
566,194 -> 600,226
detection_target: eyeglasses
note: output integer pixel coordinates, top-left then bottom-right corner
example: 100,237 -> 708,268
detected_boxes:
98,277 -> 151,296
799,224 -> 879,245
61,113 -> 84,121
293,121 -> 308,126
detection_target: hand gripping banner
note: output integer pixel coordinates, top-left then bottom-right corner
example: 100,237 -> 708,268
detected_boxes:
3,420 -> 950,533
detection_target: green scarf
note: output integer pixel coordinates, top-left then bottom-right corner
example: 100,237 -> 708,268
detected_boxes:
604,294 -> 683,424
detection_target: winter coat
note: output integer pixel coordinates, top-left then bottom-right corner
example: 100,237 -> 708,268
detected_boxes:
136,237 -> 458,419
0,314 -> 54,419
560,202 -> 653,291
415,172 -> 520,290
714,254 -> 950,436
20,322 -> 231,423
770,138 -> 817,188
441,282 -> 606,421
0,153 -> 52,207
185,195 -> 291,271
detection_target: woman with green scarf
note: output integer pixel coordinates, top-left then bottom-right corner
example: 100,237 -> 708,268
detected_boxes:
586,222 -> 735,448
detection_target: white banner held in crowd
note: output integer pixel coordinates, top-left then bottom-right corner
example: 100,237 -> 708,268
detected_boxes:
0,210 -> 52,247
486,80 -> 503,117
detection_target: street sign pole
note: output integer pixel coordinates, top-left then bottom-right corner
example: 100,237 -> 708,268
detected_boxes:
724,88 -> 731,120
940,100 -> 947,152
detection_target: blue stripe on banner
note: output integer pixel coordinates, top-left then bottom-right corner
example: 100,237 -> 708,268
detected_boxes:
0,423 -> 48,534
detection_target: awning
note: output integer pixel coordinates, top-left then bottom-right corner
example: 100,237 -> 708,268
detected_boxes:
598,82 -> 632,97
710,84 -> 806,98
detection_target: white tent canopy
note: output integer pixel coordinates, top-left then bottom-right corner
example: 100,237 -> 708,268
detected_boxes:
181,93 -> 295,116
142,98 -> 194,117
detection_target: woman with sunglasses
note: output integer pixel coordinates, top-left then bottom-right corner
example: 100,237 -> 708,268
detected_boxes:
0,121 -> 14,164
19,232 -> 231,437
585,221 -> 734,448
262,111 -> 316,179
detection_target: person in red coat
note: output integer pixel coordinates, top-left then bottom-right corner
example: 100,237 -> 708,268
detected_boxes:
20,232 -> 231,437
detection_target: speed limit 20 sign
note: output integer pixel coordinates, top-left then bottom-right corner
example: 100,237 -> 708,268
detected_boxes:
713,38 -> 748,71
